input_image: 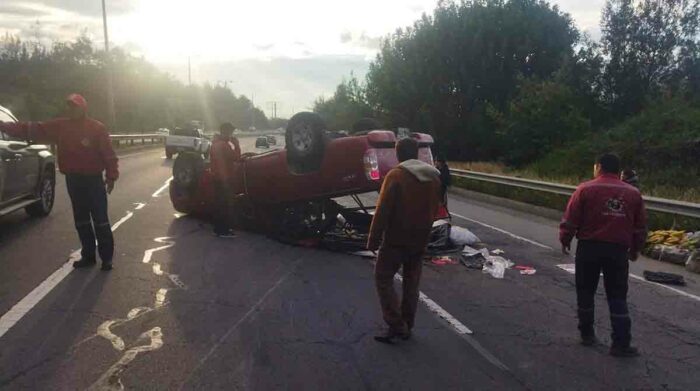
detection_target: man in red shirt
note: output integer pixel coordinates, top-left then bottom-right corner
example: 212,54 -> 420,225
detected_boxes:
210,122 -> 241,237
560,153 -> 646,357
0,94 -> 119,270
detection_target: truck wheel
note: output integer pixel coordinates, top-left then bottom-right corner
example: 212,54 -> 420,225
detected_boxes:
26,169 -> 55,217
173,152 -> 204,190
285,112 -> 326,172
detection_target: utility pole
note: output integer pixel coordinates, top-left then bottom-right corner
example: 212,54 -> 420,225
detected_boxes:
101,0 -> 117,129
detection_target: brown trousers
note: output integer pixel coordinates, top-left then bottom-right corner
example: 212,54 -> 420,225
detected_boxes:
374,246 -> 424,333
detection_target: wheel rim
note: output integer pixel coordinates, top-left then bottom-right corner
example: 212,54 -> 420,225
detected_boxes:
41,177 -> 54,210
177,167 -> 193,185
291,125 -> 314,154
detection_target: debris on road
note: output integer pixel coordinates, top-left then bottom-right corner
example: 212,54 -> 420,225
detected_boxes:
645,230 -> 699,266
643,270 -> 686,286
483,259 -> 506,279
492,249 -> 505,255
459,246 -> 487,269
687,251 -> 700,274
515,265 -> 536,275
460,254 -> 486,269
449,225 -> 481,246
431,256 -> 459,266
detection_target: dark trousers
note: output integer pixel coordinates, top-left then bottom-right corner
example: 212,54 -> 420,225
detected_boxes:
65,174 -> 113,262
213,181 -> 234,234
575,240 -> 631,347
440,185 -> 449,206
374,246 -> 423,333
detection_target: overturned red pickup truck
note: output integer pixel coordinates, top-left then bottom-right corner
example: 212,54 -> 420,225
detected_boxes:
169,112 -> 436,239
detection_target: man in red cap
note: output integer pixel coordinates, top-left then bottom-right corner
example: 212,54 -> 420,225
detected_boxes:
210,122 -> 241,237
0,94 -> 119,270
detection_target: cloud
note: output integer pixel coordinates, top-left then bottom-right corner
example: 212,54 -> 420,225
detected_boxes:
339,31 -> 382,50
407,4 -> 426,13
340,31 -> 352,43
160,55 -> 370,118
0,3 -> 50,16
36,0 -> 134,16
254,43 -> 275,51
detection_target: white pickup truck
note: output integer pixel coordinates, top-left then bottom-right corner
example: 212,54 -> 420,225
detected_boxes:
165,126 -> 211,159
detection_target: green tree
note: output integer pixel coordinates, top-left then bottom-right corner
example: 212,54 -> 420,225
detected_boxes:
601,0 -> 700,116
0,35 -> 269,133
365,0 -> 581,160
313,74 -> 373,130
492,79 -> 591,165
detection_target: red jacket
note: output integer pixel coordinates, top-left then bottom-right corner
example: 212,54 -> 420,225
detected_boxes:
560,173 -> 647,254
0,118 -> 119,181
210,135 -> 241,183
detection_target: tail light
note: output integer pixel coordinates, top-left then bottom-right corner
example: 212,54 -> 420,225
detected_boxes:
364,149 -> 380,181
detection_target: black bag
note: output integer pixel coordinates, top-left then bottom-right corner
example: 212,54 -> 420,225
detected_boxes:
643,270 -> 686,286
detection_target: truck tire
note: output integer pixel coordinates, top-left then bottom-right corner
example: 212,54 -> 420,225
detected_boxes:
173,152 -> 204,191
285,112 -> 326,173
26,168 -> 55,217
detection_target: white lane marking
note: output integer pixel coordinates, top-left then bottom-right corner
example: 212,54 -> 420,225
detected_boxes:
0,209 -> 134,338
558,264 -> 700,303
0,251 -> 79,338
450,212 -> 553,250
394,274 -> 472,335
629,274 -> 700,302
152,177 -> 173,198
97,307 -> 152,352
557,264 -> 576,274
394,274 -> 509,371
152,263 -> 163,275
155,288 -> 168,308
0,178 -> 164,340
88,327 -> 164,391
142,237 -> 175,264
111,211 -> 134,232
97,320 -> 125,351
134,202 -> 146,210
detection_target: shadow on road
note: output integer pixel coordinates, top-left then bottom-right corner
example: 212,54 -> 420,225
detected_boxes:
0,268 -> 109,387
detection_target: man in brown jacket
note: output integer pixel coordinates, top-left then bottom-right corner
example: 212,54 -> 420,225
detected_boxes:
367,137 -> 442,343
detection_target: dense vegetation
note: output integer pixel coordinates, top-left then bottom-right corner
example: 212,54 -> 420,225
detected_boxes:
314,0 -> 700,198
0,35 -> 268,132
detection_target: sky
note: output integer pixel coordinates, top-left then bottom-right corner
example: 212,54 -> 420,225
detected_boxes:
1,0 -> 606,119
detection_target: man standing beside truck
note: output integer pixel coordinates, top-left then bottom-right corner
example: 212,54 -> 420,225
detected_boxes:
0,94 -> 119,270
368,137 -> 442,344
210,122 -> 241,237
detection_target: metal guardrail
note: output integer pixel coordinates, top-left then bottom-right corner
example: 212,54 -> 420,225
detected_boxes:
109,134 -> 165,147
450,169 -> 700,219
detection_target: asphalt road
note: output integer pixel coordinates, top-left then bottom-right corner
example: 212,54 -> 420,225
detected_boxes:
1,138 -> 699,390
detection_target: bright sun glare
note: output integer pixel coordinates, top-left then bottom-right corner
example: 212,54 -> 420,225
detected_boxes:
115,0 -> 437,63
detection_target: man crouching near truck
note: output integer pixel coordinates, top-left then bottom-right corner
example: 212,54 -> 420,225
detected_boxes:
0,94 -> 119,270
368,137 -> 442,344
210,122 -> 241,238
